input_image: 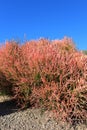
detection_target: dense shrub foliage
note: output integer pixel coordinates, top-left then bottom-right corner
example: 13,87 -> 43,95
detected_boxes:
0,37 -> 87,124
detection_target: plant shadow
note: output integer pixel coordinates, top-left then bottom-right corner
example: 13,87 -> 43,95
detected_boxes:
0,99 -> 19,116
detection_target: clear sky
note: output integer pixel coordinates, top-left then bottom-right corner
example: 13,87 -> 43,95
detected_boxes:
0,0 -> 87,50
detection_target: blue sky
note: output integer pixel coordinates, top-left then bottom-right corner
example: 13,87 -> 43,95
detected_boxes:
0,0 -> 87,50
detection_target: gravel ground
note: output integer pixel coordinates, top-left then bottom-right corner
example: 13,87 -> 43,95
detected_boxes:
0,95 -> 12,102
0,96 -> 87,130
